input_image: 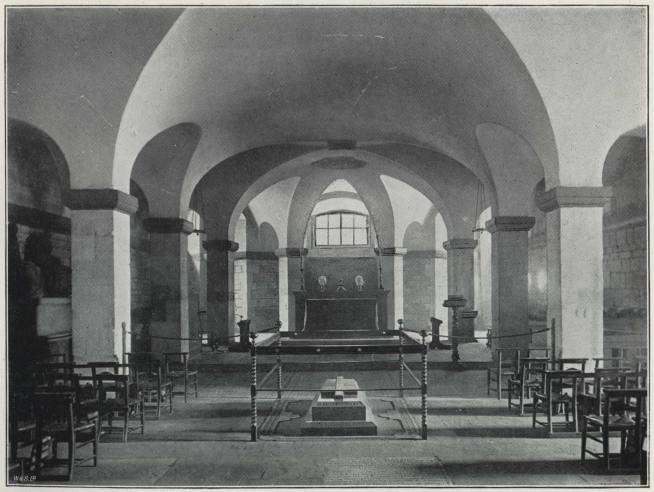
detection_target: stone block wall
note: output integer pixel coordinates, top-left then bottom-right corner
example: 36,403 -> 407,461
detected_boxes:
403,253 -> 435,332
603,219 -> 647,313
247,258 -> 279,331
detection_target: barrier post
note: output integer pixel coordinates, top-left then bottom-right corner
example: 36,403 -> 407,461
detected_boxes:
250,332 -> 258,442
398,329 -> 405,398
121,322 -> 127,365
420,329 -> 428,440
276,336 -> 283,400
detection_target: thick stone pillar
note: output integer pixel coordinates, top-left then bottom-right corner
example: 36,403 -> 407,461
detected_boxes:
442,239 -> 477,330
433,251 -> 449,336
485,216 -> 535,352
204,239 -> 239,342
538,187 -> 611,359
234,251 -> 279,332
275,248 -> 306,332
64,189 -> 138,363
144,218 -> 192,355
380,247 -> 406,329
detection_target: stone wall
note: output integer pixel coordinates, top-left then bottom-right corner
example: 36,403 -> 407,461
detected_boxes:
603,219 -> 647,314
129,182 -> 152,352
247,258 -> 279,331
403,253 -> 435,331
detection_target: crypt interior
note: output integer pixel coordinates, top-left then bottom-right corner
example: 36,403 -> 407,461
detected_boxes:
5,6 -> 648,487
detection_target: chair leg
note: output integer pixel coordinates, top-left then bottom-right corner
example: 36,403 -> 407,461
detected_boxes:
140,403 -> 145,434
123,412 -> 128,443
93,429 -> 98,466
184,374 -> 188,404
532,397 -> 537,428
195,378 -> 198,398
603,425 -> 610,470
68,434 -> 75,481
581,421 -> 587,462
486,370 -> 491,396
547,400 -> 553,435
169,388 -> 174,414
156,391 -> 161,419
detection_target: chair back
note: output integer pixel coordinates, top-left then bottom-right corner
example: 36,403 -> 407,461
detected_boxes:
542,369 -> 583,396
526,347 -> 551,359
33,392 -> 76,434
494,348 -> 520,368
602,388 -> 647,436
593,357 -> 626,369
551,358 -> 587,372
93,374 -> 135,406
519,357 -> 549,382
163,352 -> 189,378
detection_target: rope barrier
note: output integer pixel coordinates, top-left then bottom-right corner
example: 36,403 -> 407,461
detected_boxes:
434,327 -> 550,341
125,330 -> 280,344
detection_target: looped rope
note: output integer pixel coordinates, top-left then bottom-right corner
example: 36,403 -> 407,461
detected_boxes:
435,327 -> 550,341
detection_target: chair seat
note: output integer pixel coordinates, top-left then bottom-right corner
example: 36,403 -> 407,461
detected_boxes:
16,420 -> 36,433
169,370 -> 198,377
43,421 -> 96,435
102,398 -> 140,410
585,414 -> 639,430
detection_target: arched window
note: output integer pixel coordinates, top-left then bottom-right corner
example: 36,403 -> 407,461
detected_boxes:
314,211 -> 369,246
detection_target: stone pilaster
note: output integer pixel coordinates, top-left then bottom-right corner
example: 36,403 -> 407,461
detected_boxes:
143,218 -> 193,355
380,247 -> 407,329
537,186 -> 612,359
204,239 -> 239,342
275,248 -> 307,331
65,188 -> 138,363
485,216 -> 535,352
442,238 -> 477,334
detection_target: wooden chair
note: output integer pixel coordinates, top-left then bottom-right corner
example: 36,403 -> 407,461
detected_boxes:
9,390 -> 37,477
32,391 -> 98,481
135,359 -> 173,418
93,373 -> 144,442
578,368 -> 630,417
581,388 -> 647,472
532,369 -> 586,434
164,352 -> 198,403
508,357 -> 549,415
486,348 -> 520,400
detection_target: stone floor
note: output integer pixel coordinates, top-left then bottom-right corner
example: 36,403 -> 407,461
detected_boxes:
26,367 -> 644,488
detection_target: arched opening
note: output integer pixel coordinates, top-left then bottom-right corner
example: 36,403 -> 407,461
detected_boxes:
7,119 -> 72,373
601,129 -> 647,362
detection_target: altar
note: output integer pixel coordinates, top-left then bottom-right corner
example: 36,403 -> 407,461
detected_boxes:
294,290 -> 389,333
294,256 -> 389,333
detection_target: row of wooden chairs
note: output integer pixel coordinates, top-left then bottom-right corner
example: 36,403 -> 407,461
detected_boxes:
8,354 -> 194,481
506,360 -> 648,475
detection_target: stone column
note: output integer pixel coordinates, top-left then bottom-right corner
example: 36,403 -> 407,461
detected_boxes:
144,218 -> 193,355
538,187 -> 611,359
442,239 -> 477,331
434,250 -> 449,336
380,247 -> 407,329
275,248 -> 306,332
234,251 -> 279,332
64,189 -> 138,363
204,239 -> 239,343
485,216 -> 535,352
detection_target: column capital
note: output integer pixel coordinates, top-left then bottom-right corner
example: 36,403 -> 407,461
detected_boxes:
63,188 -> 138,215
485,216 -> 535,233
442,238 -> 477,251
275,247 -> 308,258
144,217 -> 194,235
376,247 -> 407,256
536,186 -> 612,213
203,239 -> 239,252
